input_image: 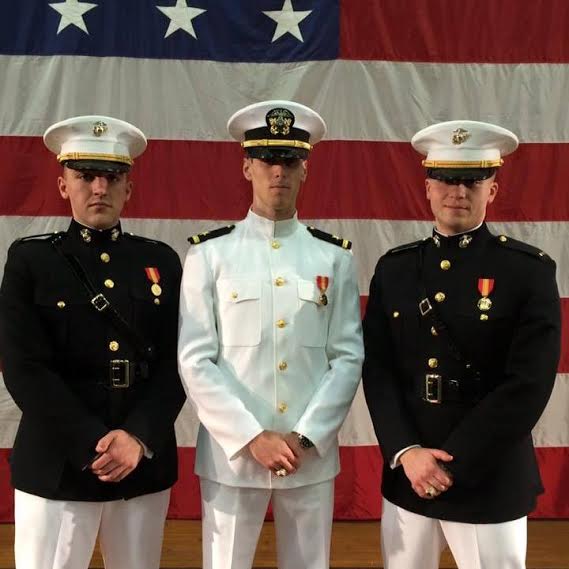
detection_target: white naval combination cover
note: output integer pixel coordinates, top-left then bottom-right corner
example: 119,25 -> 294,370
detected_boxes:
178,209 -> 364,488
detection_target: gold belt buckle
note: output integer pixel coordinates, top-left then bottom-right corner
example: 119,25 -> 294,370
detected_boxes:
425,374 -> 442,404
110,359 -> 130,389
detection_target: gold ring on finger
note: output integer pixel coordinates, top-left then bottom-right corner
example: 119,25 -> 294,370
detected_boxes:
274,468 -> 287,477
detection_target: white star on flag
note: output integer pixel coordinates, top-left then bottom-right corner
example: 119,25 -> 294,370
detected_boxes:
49,0 -> 98,35
263,0 -> 313,43
157,0 -> 207,39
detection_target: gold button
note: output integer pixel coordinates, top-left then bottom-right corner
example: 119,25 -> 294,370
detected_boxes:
104,279 -> 114,289
428,358 -> 438,369
56,301 -> 66,309
154,298 -> 161,306
231,291 -> 238,300
440,260 -> 451,271
434,292 -> 446,303
431,326 -> 438,336
276,319 -> 286,329
109,341 -> 119,352
499,235 -> 507,243
271,240 -> 281,249
275,277 -> 285,286
278,361 -> 288,371
100,253 -> 110,263
480,314 -> 489,321
539,251 -> 545,257
278,402 -> 288,413
392,311 -> 400,318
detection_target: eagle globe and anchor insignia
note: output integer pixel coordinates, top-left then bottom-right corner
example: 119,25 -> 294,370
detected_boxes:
266,108 -> 294,136
452,127 -> 471,145
93,121 -> 108,137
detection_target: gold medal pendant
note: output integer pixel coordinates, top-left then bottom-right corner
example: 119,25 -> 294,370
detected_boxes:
316,276 -> 330,307
477,278 -> 495,314
145,267 -> 162,298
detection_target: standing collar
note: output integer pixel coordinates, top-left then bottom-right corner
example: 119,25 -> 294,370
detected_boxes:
244,208 -> 300,239
68,219 -> 123,245
431,222 -> 491,249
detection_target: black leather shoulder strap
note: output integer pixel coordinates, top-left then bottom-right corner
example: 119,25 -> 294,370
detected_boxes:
51,235 -> 155,360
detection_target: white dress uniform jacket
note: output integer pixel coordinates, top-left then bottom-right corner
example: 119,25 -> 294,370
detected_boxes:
178,209 -> 364,488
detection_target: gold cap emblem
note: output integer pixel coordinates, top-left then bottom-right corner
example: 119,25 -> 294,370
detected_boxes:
93,121 -> 108,137
266,108 -> 294,136
452,127 -> 471,145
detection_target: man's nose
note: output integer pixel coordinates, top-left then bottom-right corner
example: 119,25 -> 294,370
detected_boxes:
270,163 -> 286,175
449,183 -> 468,197
91,176 -> 109,194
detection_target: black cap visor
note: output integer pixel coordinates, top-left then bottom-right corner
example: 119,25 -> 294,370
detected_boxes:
63,159 -> 131,174
245,146 -> 309,161
427,167 -> 497,184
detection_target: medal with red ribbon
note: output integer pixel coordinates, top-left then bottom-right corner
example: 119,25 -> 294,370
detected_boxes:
477,278 -> 494,311
145,267 -> 162,297
316,275 -> 329,306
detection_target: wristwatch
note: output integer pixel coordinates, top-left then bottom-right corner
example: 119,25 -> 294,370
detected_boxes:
295,432 -> 314,449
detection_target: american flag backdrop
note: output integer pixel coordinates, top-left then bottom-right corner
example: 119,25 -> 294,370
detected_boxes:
0,0 -> 568,521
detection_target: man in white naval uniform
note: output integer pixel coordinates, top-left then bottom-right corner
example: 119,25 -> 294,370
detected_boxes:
178,100 -> 364,569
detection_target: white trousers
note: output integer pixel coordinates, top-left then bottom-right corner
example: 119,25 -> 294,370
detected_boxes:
200,478 -> 334,569
381,498 -> 527,569
14,488 -> 170,569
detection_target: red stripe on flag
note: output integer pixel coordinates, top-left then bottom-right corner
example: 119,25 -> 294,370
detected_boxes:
1,446 -> 568,521
340,0 -> 569,63
1,138 -> 568,221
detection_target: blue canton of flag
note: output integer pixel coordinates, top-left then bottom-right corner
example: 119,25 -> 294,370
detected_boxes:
0,0 -> 339,62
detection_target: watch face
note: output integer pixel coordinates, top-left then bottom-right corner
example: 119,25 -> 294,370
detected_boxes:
298,434 -> 314,449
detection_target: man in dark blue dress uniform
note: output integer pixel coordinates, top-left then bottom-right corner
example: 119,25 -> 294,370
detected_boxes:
363,120 -> 561,568
0,115 -> 185,569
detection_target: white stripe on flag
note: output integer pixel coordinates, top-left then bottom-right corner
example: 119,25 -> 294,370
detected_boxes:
0,56 -> 568,142
1,217 -> 568,297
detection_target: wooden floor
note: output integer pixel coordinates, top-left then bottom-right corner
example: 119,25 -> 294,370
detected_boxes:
0,520 -> 567,568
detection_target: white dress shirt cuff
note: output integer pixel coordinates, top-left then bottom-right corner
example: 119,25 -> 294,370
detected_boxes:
390,444 -> 421,469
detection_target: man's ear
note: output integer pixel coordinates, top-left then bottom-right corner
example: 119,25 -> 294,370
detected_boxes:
124,178 -> 133,203
301,159 -> 307,182
487,180 -> 499,205
425,178 -> 432,201
242,157 -> 253,181
58,171 -> 69,200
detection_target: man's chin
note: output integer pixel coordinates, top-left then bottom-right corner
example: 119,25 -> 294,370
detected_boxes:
87,214 -> 118,230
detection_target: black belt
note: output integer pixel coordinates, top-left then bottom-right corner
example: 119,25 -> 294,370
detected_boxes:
63,359 -> 149,389
417,373 -> 483,404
